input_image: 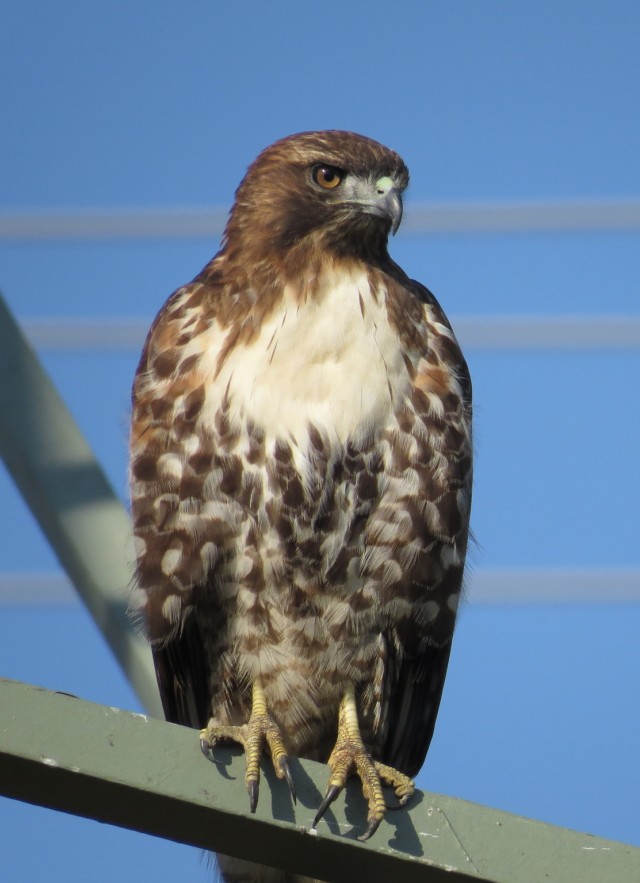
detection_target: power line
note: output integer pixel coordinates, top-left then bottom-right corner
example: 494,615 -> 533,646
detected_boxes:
20,315 -> 640,352
2,568 -> 638,607
2,197 -> 640,240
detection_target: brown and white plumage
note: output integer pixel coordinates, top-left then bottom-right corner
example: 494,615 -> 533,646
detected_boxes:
130,130 -> 472,881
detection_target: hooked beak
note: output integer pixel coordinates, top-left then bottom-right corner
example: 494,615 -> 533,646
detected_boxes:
338,174 -> 404,235
368,176 -> 404,235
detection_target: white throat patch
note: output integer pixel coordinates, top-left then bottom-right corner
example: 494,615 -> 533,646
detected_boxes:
198,271 -> 408,446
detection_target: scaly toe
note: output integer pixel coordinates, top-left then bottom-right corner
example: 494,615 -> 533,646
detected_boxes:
313,686 -> 415,839
373,760 -> 415,809
199,683 -> 295,815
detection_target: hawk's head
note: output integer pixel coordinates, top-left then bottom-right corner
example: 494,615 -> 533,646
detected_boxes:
222,130 -> 409,267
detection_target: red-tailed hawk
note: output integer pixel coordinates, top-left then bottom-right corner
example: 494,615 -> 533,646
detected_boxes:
130,131 -> 472,880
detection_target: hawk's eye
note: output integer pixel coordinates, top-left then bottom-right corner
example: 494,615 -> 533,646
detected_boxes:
312,165 -> 344,190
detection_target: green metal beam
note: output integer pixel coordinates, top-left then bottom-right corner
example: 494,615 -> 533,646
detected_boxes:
1,679 -> 638,883
0,294 -> 161,717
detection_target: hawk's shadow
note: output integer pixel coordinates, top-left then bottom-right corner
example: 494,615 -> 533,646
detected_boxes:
204,746 -> 424,856
264,757 -> 425,857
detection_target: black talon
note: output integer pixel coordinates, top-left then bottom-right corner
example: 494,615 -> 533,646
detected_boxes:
357,816 -> 382,842
248,779 -> 259,813
312,784 -> 341,829
279,756 -> 297,804
200,738 -> 228,768
200,738 -> 215,762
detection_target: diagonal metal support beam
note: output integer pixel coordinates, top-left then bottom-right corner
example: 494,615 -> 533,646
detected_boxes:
1,679 -> 638,883
0,293 -> 161,716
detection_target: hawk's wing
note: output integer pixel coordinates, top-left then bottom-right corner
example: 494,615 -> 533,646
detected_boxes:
152,616 -> 210,728
376,277 -> 472,778
381,640 -> 453,777
130,279 -> 228,730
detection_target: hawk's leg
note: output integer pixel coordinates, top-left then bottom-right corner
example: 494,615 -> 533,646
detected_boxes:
312,684 -> 415,841
200,680 -> 295,812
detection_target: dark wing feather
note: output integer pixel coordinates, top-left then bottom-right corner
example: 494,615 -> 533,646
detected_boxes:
381,639 -> 453,777
151,614 -> 211,729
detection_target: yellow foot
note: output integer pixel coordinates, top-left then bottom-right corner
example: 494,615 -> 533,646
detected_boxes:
312,685 -> 414,841
200,681 -> 295,812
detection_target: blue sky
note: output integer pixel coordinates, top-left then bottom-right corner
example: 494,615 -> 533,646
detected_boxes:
1,2 -> 639,880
